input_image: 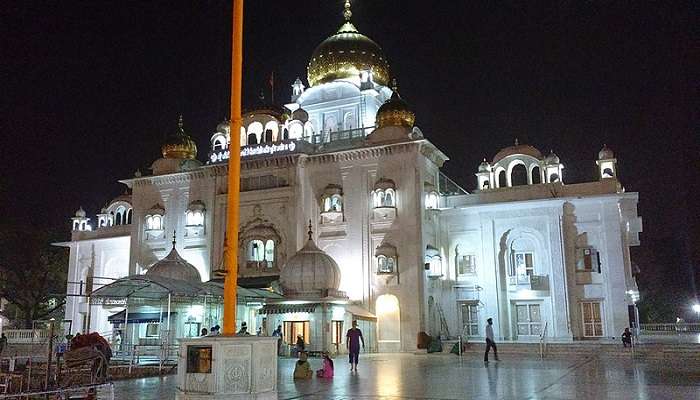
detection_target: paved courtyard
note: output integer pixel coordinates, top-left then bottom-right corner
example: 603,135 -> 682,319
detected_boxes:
104,353 -> 700,400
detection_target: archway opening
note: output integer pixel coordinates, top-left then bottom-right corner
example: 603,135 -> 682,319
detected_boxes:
511,164 -> 528,186
376,294 -> 401,352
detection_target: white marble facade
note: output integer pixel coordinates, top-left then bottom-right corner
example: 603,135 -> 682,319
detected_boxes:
61,3 -> 642,350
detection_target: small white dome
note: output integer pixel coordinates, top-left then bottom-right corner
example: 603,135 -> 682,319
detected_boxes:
544,150 -> 560,165
216,120 -> 230,134
598,145 -> 614,160
280,228 -> 343,298
478,159 -> 491,172
291,108 -> 309,123
75,207 -> 86,218
146,246 -> 202,283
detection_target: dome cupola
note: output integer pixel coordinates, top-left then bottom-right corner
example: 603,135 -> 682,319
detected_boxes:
598,144 -> 614,160
307,1 -> 390,87
162,115 -> 198,159
376,80 -> 415,129
478,159 -> 491,172
279,222 -> 344,299
146,232 -> 202,283
544,150 -> 560,165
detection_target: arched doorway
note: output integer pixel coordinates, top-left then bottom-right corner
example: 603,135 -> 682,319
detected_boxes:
376,294 -> 401,352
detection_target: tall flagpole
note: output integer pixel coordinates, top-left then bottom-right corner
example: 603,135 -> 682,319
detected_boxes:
223,0 -> 244,336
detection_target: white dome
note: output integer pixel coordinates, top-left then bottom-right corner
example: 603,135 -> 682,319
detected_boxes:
146,245 -> 201,283
544,150 -> 560,165
280,235 -> 343,298
598,145 -> 614,160
75,207 -> 86,218
478,159 -> 491,172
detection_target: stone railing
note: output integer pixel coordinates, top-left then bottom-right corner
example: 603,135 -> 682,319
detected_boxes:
4,329 -> 50,343
639,323 -> 700,334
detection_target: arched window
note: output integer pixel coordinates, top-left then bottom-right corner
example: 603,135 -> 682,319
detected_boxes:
264,121 -> 278,142
511,164 -> 528,186
289,122 -> 303,140
265,240 -> 275,264
425,191 -> 439,209
248,240 -> 265,262
282,128 -> 289,141
213,136 -> 227,150
531,166 -> 541,184
186,210 -> 204,226
426,245 -> 442,277
482,181 -> 490,189
247,122 -> 263,144
384,189 -> 395,207
343,112 -> 355,130
549,173 -> 559,183
498,170 -> 507,188
330,195 -> 342,212
323,197 -> 332,212
375,243 -> 398,274
240,127 -> 247,146
146,214 -> 163,230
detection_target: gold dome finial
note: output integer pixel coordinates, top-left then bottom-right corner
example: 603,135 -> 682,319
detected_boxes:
343,0 -> 352,21
307,219 -> 314,241
177,114 -> 184,129
391,78 -> 398,93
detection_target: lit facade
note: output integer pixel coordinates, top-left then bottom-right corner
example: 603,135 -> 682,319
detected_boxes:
60,2 -> 642,351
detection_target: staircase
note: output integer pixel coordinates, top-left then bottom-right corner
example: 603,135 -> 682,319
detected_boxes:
438,341 -> 700,361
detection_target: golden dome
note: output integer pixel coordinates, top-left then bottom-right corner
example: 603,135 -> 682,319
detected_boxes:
307,1 -> 390,87
376,82 -> 415,129
162,115 -> 197,159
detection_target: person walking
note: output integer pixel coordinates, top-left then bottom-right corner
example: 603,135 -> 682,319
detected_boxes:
272,325 -> 283,355
346,320 -> 365,372
484,318 -> 499,362
0,333 -> 7,355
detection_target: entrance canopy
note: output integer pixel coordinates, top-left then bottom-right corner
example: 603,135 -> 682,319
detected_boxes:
107,311 -> 176,324
91,274 -> 283,302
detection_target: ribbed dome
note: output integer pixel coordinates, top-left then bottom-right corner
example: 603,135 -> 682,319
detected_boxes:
146,240 -> 201,283
492,141 -> 543,163
376,88 -> 415,129
280,228 -> 342,298
162,115 -> 197,160
307,1 -> 390,87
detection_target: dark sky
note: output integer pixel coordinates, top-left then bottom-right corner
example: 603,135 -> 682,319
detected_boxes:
1,1 -> 697,316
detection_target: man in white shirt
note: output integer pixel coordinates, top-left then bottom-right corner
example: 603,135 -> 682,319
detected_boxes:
484,318 -> 499,362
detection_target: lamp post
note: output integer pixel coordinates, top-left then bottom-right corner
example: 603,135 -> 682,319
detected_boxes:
222,0 -> 244,336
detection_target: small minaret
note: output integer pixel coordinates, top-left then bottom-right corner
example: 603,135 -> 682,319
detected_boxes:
71,207 -> 91,231
596,144 -> 617,179
475,159 -> 492,190
543,150 -> 564,183
96,207 -> 112,229
291,77 -> 305,102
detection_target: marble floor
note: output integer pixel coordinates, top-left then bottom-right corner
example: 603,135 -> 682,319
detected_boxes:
103,353 -> 700,399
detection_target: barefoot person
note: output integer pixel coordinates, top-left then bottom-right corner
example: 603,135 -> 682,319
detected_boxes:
346,320 -> 365,372
484,318 -> 499,363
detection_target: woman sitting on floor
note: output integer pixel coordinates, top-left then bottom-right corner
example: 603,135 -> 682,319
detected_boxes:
293,351 -> 313,379
316,351 -> 334,378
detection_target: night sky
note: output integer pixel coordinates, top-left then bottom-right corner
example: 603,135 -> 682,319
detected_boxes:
1,1 -> 697,318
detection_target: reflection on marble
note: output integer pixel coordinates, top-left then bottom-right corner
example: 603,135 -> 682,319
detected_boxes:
107,353 -> 700,400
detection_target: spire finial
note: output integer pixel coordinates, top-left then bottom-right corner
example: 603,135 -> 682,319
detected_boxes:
171,230 -> 177,249
514,138 -> 519,146
343,0 -> 352,21
391,78 -> 398,92
307,220 -> 313,241
178,115 -> 184,130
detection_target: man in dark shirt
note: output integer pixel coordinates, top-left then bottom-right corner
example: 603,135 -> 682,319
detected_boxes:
346,320 -> 365,372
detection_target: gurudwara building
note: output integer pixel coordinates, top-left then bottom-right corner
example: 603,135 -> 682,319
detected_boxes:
60,1 -> 642,353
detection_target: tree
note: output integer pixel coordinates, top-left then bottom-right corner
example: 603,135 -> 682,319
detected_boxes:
0,225 -> 68,328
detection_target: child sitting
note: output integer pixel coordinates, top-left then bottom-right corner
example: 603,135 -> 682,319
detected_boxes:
293,351 -> 313,379
316,351 -> 334,378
